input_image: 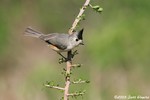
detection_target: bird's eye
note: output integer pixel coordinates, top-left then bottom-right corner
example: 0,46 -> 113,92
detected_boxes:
76,39 -> 79,41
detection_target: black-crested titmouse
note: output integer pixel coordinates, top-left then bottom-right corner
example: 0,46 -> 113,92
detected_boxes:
24,27 -> 84,52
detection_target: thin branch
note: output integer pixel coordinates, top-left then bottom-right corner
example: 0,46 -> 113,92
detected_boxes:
72,81 -> 86,84
64,51 -> 72,100
71,64 -> 82,68
64,0 -> 91,100
67,90 -> 86,97
68,0 -> 91,34
67,92 -> 84,96
44,84 -> 65,90
72,80 -> 90,84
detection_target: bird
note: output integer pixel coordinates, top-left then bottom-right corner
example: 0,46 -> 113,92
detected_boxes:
24,27 -> 84,58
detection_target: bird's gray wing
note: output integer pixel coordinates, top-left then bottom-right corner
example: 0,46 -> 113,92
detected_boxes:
41,33 -> 68,50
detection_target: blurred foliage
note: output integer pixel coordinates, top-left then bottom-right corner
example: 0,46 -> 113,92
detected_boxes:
0,0 -> 150,100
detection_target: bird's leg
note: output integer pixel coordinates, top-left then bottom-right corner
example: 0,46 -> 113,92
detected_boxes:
57,52 -> 67,64
71,50 -> 79,58
57,52 -> 66,59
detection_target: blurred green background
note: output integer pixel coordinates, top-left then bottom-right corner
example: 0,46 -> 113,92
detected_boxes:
0,0 -> 150,100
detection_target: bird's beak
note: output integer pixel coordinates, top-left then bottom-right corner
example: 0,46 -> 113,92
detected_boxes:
80,42 -> 84,45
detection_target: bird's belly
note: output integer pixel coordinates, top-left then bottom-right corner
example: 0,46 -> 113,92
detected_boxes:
48,45 -> 69,52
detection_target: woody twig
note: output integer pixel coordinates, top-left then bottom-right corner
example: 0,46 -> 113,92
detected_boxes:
64,0 -> 91,100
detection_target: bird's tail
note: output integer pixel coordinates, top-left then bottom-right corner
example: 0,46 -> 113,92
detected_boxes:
24,27 -> 43,38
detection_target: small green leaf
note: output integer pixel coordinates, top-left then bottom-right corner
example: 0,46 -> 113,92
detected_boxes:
98,7 -> 103,12
86,80 -> 90,83
92,5 -> 100,9
90,4 -> 103,13
79,14 -> 86,20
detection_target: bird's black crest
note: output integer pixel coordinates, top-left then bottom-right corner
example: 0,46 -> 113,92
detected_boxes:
77,28 -> 84,40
